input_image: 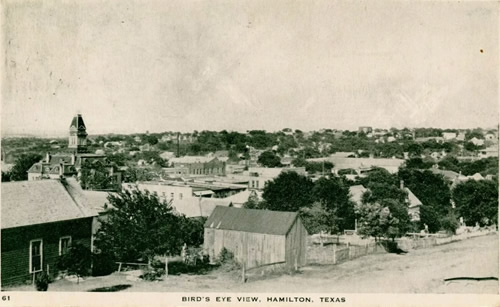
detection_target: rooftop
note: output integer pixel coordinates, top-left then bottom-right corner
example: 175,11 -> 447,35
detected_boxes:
1,179 -> 96,229
204,206 -> 301,236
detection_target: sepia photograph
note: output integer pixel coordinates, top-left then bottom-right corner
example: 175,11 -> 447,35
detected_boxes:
0,0 -> 499,306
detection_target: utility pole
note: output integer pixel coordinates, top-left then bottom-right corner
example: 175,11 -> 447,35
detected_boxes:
176,132 -> 180,157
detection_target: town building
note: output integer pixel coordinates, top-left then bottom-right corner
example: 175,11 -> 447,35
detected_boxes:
247,167 -> 307,190
169,156 -> 226,176
1,180 -> 97,286
27,114 -> 122,189
307,157 -> 404,175
204,207 -> 308,270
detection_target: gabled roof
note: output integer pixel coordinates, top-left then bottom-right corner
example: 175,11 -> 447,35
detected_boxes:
1,179 -> 97,229
28,163 -> 43,174
204,206 -> 300,236
172,198 -> 232,218
404,188 -> 423,208
223,189 -> 263,205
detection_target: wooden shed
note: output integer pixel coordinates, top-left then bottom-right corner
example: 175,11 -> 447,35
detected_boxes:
204,206 -> 308,270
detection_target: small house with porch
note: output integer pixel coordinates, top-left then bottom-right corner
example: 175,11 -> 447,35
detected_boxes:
204,207 -> 308,270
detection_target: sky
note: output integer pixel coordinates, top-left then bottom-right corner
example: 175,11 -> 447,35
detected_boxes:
1,0 -> 498,136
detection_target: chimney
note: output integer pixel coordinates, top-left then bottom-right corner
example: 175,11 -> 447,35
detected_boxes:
400,179 -> 404,190
45,152 -> 51,163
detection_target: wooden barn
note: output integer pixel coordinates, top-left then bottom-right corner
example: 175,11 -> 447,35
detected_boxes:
204,206 -> 308,270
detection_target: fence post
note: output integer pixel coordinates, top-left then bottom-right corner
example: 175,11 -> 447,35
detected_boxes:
165,255 -> 168,278
241,262 -> 246,283
333,245 -> 337,264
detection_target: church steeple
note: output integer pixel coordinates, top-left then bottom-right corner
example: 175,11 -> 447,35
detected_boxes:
68,114 -> 88,153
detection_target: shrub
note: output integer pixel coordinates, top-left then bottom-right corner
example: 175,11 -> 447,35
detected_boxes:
91,252 -> 116,277
440,212 -> 460,235
35,271 -> 51,291
140,268 -> 165,281
216,248 -> 241,272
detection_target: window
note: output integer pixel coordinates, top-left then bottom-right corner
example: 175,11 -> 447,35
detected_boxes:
162,192 -> 166,198
170,192 -> 174,199
30,239 -> 43,273
179,193 -> 183,200
59,236 -> 72,256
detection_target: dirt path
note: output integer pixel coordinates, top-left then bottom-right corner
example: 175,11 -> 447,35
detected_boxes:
6,234 -> 498,293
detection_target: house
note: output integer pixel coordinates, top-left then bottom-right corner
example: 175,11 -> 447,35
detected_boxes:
456,132 -> 466,142
204,207 -> 308,270
485,133 -> 497,142
358,126 -> 373,134
469,137 -> 484,146
442,132 -> 457,141
169,156 -> 226,176
479,145 -> 498,158
404,187 -> 422,222
1,180 -> 97,286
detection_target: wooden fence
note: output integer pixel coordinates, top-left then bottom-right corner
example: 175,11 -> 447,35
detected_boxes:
307,227 -> 497,265
307,242 -> 386,265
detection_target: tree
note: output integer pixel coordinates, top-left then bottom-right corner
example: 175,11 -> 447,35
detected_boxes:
9,153 -> 42,181
464,142 -> 479,152
404,157 -> 433,169
79,160 -> 116,190
313,177 -> 354,232
242,191 -> 263,209
257,151 -> 282,168
56,243 -> 92,284
452,180 -> 498,226
355,198 -> 410,241
146,135 -> 159,146
94,188 -> 195,263
262,171 -> 314,211
299,202 -> 337,234
398,169 -> 452,232
1,171 -> 11,182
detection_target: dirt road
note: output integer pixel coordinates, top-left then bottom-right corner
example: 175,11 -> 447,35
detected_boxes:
7,233 -> 498,293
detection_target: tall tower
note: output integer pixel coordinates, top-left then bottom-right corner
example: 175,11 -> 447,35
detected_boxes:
68,114 -> 88,153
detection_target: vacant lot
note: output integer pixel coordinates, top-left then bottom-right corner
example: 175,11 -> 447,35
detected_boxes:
6,233 -> 498,293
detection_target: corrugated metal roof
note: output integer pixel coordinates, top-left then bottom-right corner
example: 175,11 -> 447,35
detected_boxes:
1,179 -> 97,229
204,206 -> 299,235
